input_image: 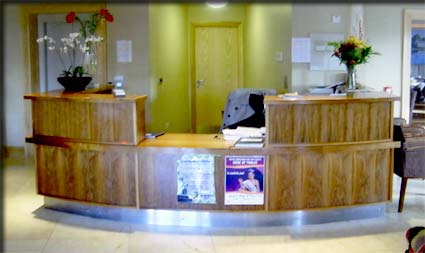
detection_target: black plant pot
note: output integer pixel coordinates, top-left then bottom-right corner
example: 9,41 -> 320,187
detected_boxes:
57,76 -> 92,92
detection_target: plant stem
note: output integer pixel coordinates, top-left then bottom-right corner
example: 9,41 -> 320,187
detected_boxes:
54,49 -> 67,71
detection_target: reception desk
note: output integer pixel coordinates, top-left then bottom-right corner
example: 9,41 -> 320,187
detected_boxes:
25,91 -> 400,212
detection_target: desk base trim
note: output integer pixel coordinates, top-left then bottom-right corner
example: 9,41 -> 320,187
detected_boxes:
43,197 -> 385,227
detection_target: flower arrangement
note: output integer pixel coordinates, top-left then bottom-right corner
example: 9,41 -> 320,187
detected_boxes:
36,9 -> 113,78
328,35 -> 378,68
328,36 -> 378,89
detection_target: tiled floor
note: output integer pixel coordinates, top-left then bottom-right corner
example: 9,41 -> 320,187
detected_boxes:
3,157 -> 425,253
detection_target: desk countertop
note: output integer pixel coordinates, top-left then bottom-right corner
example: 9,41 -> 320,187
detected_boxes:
265,91 -> 399,105
24,89 -> 146,102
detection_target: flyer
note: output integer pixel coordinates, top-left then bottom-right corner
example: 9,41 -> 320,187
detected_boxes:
176,154 -> 216,204
224,156 -> 265,205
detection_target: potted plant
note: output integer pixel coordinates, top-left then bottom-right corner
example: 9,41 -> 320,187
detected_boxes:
36,9 -> 113,91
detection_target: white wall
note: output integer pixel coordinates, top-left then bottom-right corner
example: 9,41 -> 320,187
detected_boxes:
291,3 -> 350,93
106,3 -> 151,123
361,3 -> 425,118
4,4 -> 25,147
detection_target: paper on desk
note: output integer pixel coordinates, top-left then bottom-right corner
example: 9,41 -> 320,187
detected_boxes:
223,126 -> 266,141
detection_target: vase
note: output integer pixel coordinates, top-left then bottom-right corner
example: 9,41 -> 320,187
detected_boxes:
57,76 -> 92,91
84,49 -> 97,85
346,65 -> 357,90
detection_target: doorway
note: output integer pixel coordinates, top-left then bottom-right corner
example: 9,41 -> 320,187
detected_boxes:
191,23 -> 242,133
401,9 -> 425,124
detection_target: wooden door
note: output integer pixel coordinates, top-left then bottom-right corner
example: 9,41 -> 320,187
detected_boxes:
193,24 -> 240,133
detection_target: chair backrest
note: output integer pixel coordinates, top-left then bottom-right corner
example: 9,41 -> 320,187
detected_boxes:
220,88 -> 277,132
409,89 -> 418,124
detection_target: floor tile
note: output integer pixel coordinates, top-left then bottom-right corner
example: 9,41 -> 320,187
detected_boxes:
3,239 -> 47,252
42,235 -> 128,253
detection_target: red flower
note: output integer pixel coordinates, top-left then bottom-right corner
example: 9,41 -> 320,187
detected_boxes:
105,13 -> 114,22
99,9 -> 109,17
66,12 -> 76,23
349,60 -> 356,65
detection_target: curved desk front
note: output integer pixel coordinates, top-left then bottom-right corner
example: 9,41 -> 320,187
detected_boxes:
25,91 -> 400,212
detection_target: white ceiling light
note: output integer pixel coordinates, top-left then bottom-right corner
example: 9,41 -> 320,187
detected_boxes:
206,1 -> 228,8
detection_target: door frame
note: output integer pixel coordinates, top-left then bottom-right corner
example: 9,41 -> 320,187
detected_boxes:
401,9 -> 425,123
20,3 -> 107,157
190,22 -> 243,133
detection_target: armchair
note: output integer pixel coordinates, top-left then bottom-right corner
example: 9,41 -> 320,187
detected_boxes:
393,124 -> 425,212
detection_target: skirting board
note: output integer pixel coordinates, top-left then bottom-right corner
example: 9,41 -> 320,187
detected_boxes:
42,196 -> 385,228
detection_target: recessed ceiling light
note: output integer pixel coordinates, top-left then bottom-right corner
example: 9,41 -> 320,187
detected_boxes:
206,1 -> 228,8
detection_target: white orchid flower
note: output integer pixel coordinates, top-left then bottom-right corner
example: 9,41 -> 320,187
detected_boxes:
79,44 -> 89,53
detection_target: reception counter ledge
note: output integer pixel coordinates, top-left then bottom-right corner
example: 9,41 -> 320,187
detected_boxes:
25,91 -> 400,213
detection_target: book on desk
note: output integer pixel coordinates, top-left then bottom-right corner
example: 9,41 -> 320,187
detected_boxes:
234,137 -> 265,148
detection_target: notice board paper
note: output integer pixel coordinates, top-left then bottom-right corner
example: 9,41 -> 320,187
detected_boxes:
292,37 -> 311,63
116,40 -> 132,63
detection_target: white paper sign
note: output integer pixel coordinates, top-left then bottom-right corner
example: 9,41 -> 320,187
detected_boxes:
292,37 -> 311,63
177,154 -> 216,204
116,40 -> 132,63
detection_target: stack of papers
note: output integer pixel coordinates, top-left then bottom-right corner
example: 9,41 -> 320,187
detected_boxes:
222,126 -> 266,141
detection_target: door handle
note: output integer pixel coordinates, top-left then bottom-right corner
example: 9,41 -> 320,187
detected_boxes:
196,80 -> 204,88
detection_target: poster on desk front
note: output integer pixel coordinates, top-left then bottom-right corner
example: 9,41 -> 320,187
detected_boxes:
176,154 -> 216,204
224,156 -> 265,205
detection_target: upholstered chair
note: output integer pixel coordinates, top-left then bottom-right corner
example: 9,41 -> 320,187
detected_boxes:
393,124 -> 425,212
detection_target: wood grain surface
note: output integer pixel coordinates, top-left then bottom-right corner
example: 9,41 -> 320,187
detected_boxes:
268,148 -> 391,210
35,143 -> 137,206
267,101 -> 392,145
28,94 -> 146,145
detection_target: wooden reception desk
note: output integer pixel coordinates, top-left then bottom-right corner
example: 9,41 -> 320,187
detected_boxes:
25,91 -> 400,212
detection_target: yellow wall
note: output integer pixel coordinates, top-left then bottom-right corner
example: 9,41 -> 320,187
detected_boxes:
149,3 -> 293,132
244,4 -> 292,93
187,3 -> 246,22
149,4 -> 190,132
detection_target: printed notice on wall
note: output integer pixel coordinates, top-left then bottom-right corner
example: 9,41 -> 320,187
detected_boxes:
116,40 -> 132,63
292,37 -> 311,63
176,154 -> 216,204
224,156 -> 265,205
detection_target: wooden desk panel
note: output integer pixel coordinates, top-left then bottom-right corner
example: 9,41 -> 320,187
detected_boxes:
138,147 -> 265,211
35,143 -> 137,207
25,90 -> 146,145
266,99 -> 393,145
268,147 -> 391,210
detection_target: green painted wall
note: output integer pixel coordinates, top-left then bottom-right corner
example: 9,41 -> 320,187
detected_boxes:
244,4 -> 292,93
149,3 -> 292,132
149,4 -> 190,132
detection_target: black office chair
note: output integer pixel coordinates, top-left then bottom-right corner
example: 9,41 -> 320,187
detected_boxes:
220,88 -> 276,132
